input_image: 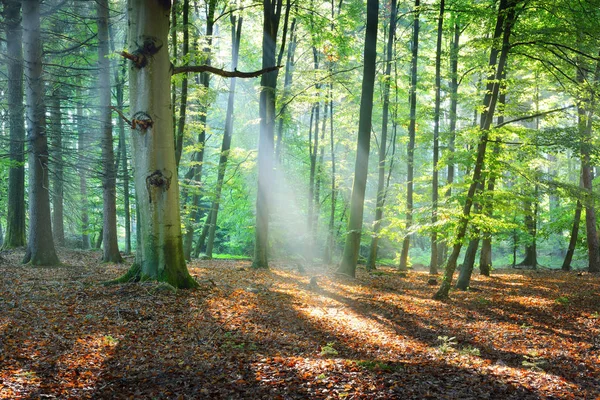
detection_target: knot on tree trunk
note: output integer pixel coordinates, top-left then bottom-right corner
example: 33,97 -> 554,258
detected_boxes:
120,36 -> 163,69
131,111 -> 153,132
146,169 -> 172,203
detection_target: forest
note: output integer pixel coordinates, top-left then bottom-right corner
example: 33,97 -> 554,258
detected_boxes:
0,0 -> 599,398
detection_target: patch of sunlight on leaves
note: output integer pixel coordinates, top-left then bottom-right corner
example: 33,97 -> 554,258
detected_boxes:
437,336 -> 457,353
320,342 -> 339,356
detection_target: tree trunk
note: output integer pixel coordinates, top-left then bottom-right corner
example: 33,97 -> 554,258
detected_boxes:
50,90 -> 65,247
2,0 -> 27,250
336,0 -> 378,277
434,0 -> 518,300
97,0 -> 122,263
367,0 -> 397,271
562,199 -> 582,271
116,61 -> 132,254
115,0 -> 197,288
275,16 -> 297,163
456,237 -> 479,290
325,83 -> 337,264
253,0 -> 285,269
22,0 -> 59,266
399,0 -> 420,270
76,85 -> 90,250
205,11 -> 243,259
182,0 -> 216,260
518,193 -> 538,267
174,0 -> 190,167
429,0 -> 444,275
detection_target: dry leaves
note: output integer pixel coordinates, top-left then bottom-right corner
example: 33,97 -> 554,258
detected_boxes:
0,249 -> 598,399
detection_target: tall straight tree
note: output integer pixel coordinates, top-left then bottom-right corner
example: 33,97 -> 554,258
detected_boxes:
253,0 -> 285,269
205,10 -> 243,259
49,88 -> 65,246
337,0 -> 379,277
429,0 -> 444,274
399,0 -> 420,270
115,0 -> 197,288
77,85 -> 90,250
434,0 -> 519,299
22,0 -> 59,265
98,0 -> 122,263
367,0 -> 397,271
2,0 -> 26,249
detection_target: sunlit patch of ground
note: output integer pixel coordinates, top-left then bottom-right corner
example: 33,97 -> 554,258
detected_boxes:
0,249 -> 598,398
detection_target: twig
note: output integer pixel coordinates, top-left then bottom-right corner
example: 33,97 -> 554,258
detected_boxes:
172,64 -> 282,78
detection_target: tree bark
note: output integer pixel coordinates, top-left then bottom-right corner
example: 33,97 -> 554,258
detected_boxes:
2,0 -> 27,250
434,0 -> 518,300
97,0 -> 122,263
399,0 -> 420,270
336,0 -> 378,277
115,0 -> 197,288
50,89 -> 65,246
77,85 -> 90,250
429,0 -> 444,274
367,0 -> 397,271
562,199 -> 582,271
174,0 -> 190,167
22,0 -> 59,265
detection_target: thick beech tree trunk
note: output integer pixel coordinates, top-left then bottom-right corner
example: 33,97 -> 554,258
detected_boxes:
115,0 -> 197,288
399,0 -> 420,270
253,0 -> 284,269
98,0 -> 122,263
434,0 -> 518,300
429,0 -> 444,274
2,0 -> 27,249
22,0 -> 59,265
205,13 -> 243,259
367,0 -> 397,271
336,0 -> 378,277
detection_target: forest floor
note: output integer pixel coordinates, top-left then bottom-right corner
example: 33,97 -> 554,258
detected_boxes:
0,249 -> 599,399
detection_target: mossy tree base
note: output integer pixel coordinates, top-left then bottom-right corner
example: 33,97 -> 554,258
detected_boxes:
107,262 -> 199,289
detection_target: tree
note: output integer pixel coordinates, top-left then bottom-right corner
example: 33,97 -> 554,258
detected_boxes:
2,0 -> 26,250
367,0 -> 397,271
336,0 -> 379,277
253,0 -> 286,269
98,0 -> 122,263
399,0 -> 420,270
434,0 -> 519,300
114,0 -> 197,288
429,0 -> 445,275
22,0 -> 60,265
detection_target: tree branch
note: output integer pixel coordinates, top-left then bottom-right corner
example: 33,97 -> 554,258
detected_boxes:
494,105 -> 575,129
172,64 -> 282,78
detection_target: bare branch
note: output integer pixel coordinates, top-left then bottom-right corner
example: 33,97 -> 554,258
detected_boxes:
172,64 -> 282,78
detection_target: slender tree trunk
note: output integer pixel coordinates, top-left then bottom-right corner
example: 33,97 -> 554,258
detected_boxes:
175,0 -> 189,166
97,0 -> 122,263
399,0 -> 420,270
429,0 -> 444,274
22,0 -> 59,265
518,193 -> 538,267
439,19 -> 461,266
115,0 -> 197,288
434,0 -> 518,300
325,83 -> 337,264
562,199 -> 582,271
116,65 -> 131,254
336,0 -> 378,277
275,16 -> 297,163
456,236 -> 479,290
182,0 -> 215,260
253,0 -> 285,269
367,0 -> 397,271
77,85 -> 90,250
205,11 -> 243,259
50,90 -> 65,246
2,0 -> 26,250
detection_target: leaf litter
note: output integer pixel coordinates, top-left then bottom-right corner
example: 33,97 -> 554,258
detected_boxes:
0,249 -> 598,399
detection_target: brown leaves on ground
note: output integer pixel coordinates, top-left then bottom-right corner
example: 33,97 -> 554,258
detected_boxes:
0,249 -> 599,399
